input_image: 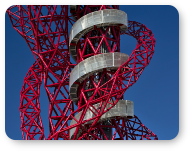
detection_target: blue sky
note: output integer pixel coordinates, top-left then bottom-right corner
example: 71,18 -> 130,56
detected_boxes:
5,5 -> 179,140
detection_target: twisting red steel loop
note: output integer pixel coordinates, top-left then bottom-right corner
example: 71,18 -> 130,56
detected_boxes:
67,5 -> 156,140
7,5 -> 75,140
7,5 -> 157,140
20,61 -> 44,140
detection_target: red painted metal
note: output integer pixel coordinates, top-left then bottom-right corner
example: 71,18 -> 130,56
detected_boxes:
7,5 -> 157,140
70,5 -> 119,21
75,25 -> 121,63
20,61 -> 44,140
64,5 -> 157,140
7,5 -> 75,140
77,116 -> 158,140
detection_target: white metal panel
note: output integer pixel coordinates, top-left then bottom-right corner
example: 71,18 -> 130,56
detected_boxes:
69,100 -> 134,139
69,9 -> 128,62
69,52 -> 129,102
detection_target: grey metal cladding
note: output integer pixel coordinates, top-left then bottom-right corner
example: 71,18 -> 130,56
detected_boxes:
69,100 -> 134,139
69,52 -> 129,102
69,9 -> 128,62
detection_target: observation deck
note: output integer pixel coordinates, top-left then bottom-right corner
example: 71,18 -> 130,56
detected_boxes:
69,9 -> 128,62
69,100 -> 134,139
68,6 -> 134,140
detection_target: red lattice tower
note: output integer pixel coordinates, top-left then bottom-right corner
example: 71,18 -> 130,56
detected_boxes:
7,5 -> 75,140
7,5 -> 158,140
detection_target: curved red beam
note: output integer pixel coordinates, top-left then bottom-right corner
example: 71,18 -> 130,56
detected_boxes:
7,5 -> 157,140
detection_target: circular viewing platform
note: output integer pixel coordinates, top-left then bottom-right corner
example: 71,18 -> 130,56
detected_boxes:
69,9 -> 128,62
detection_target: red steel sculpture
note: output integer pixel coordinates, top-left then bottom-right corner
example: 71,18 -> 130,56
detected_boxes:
7,5 -> 158,140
